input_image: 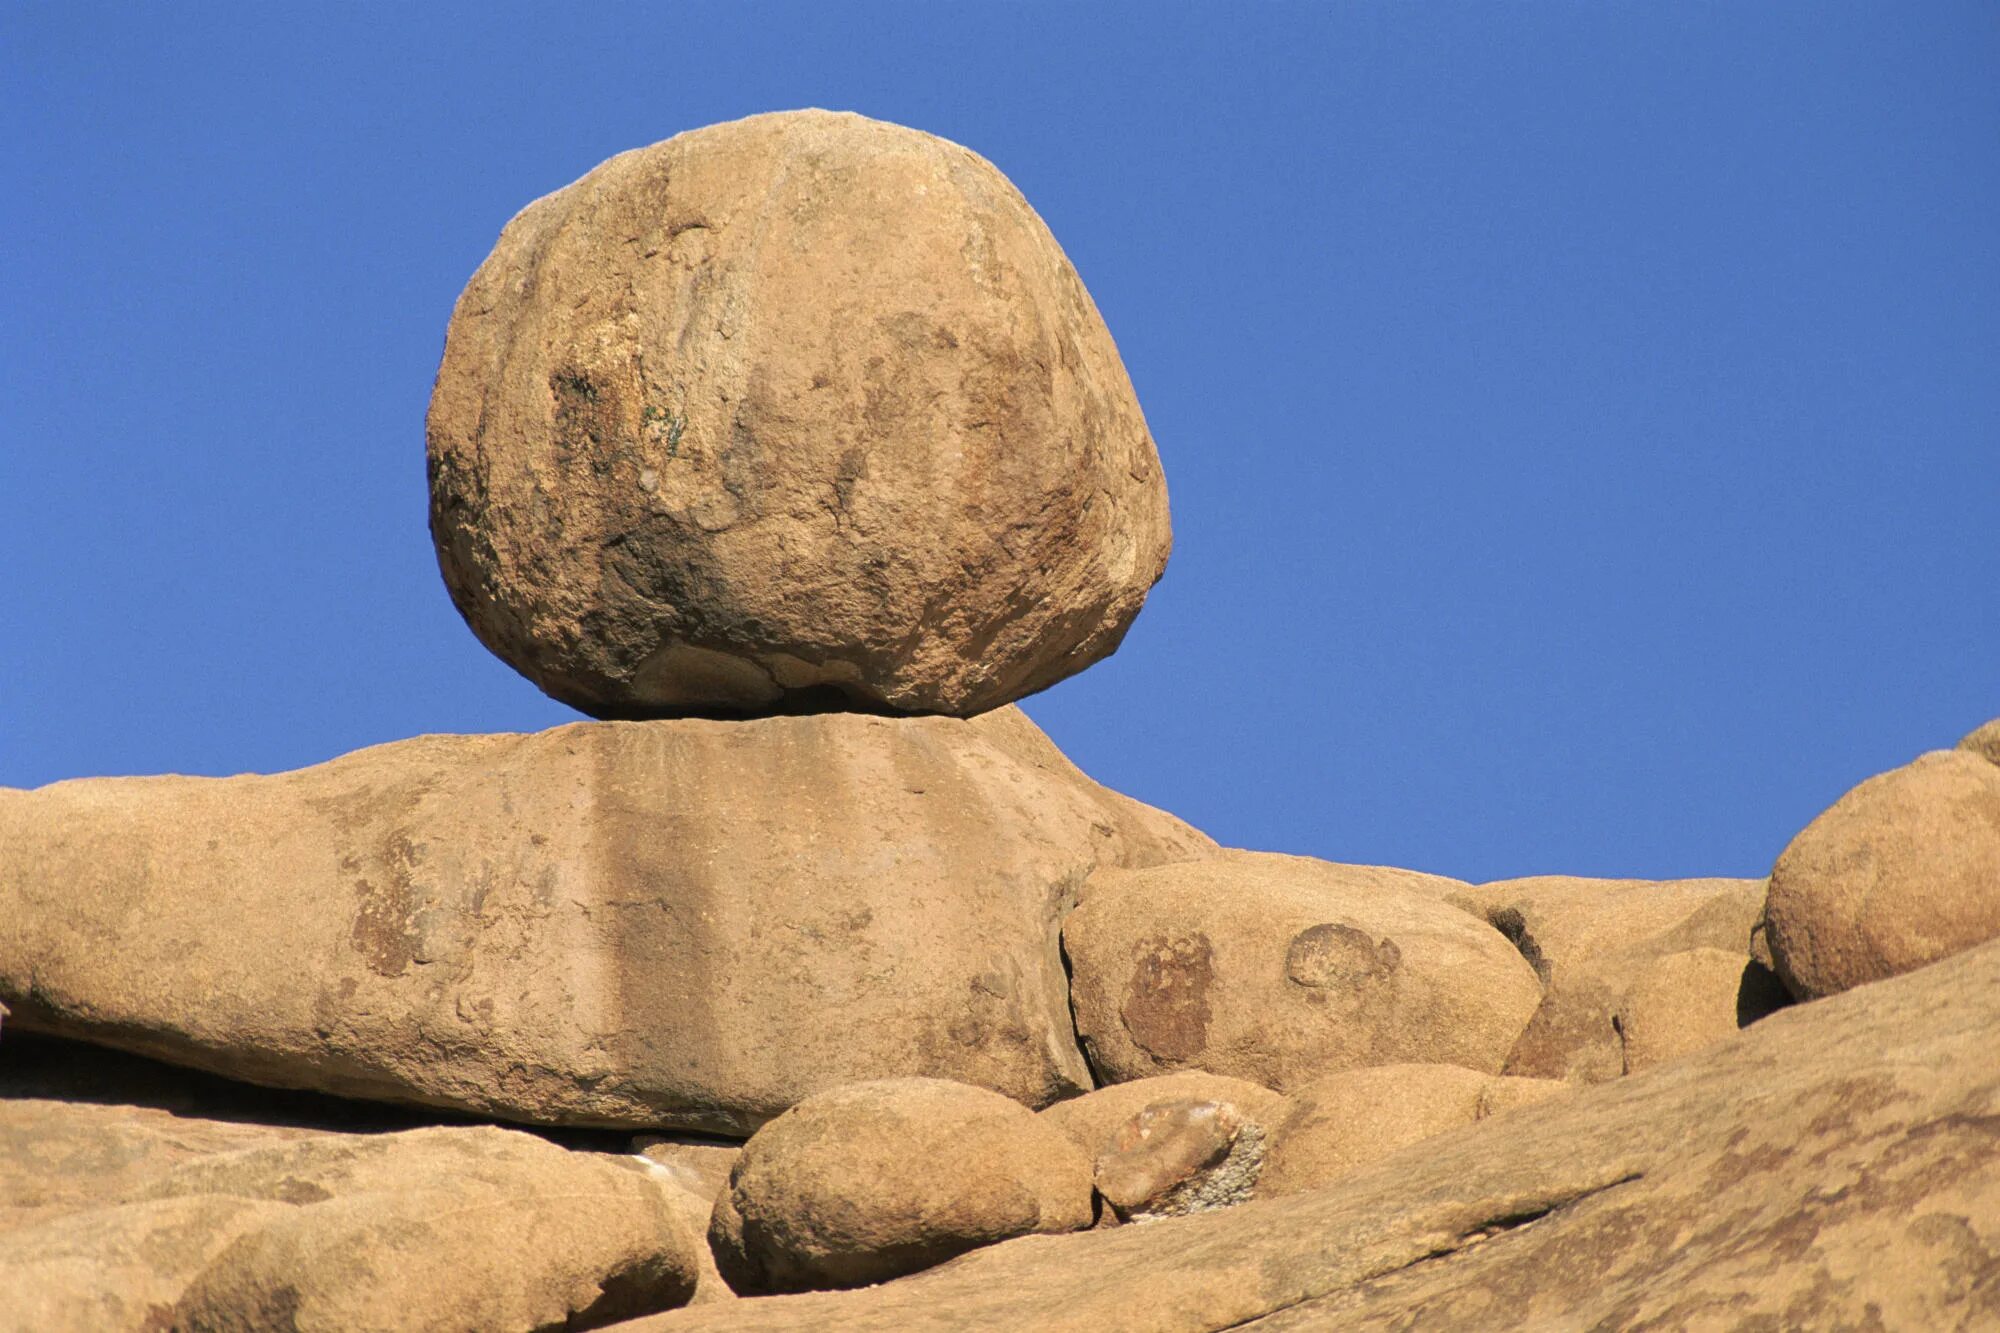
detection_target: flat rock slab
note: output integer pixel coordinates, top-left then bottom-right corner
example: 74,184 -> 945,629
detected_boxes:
0,708 -> 1209,1131
625,934 -> 2000,1331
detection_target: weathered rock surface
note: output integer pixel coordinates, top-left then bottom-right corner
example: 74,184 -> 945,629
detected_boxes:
1039,1072 -> 1285,1161
1768,749 -> 2000,1001
1468,874 -> 1769,988
1091,1098 -> 1265,1222
1466,874 -> 1786,1082
624,933 -> 2000,1332
1064,852 -> 1542,1089
1258,1064 -> 1565,1198
706,1078 -> 1093,1294
428,109 -> 1171,718
0,708 -> 1210,1132
1960,718 -> 2000,767
0,1111 -> 698,1333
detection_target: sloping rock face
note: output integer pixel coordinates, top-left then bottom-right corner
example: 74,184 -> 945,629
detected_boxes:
1767,749 -> 2000,1000
0,708 -> 1210,1132
709,1078 -> 1092,1294
1064,852 -> 1542,1089
428,109 -> 1172,719
626,934 -> 2000,1332
1465,875 -> 1786,1082
0,1111 -> 698,1333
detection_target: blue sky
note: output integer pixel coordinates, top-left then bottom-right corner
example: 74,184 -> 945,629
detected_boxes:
4,3 -> 1995,883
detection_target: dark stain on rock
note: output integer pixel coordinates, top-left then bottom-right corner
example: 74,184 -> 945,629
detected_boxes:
1286,922 -> 1402,990
349,834 -> 426,979
1121,932 -> 1215,1062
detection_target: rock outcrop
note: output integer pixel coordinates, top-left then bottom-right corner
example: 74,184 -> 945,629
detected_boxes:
1064,851 -> 1542,1089
1766,748 -> 2000,1000
428,109 -> 1171,719
1,1110 -> 698,1332
0,708 -> 1210,1132
706,1078 -> 1093,1293
621,933 -> 2000,1332
1463,874 -> 1786,1082
1959,717 -> 2000,767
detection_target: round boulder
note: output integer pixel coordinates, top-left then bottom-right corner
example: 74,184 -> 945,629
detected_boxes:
1063,852 -> 1545,1090
428,109 -> 1171,718
707,1078 -> 1093,1294
1766,750 -> 2000,1000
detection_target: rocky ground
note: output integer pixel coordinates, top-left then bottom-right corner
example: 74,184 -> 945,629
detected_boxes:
5,110 -> 1995,1329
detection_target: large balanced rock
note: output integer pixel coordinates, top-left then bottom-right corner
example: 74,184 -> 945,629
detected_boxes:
707,1078 -> 1093,1294
1,1118 -> 698,1332
1063,852 -> 1542,1089
1767,748 -> 2000,1000
1258,1063 -> 1565,1198
1463,874 -> 1787,1083
0,708 -> 1210,1132
623,934 -> 2000,1333
428,109 -> 1172,718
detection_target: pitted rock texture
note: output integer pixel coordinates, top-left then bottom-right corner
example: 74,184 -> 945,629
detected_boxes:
0,1115 -> 697,1333
1767,748 -> 2000,1000
706,1078 -> 1093,1294
1063,852 -> 1542,1089
0,707 -> 1210,1132
427,109 -> 1172,718
621,935 -> 2000,1333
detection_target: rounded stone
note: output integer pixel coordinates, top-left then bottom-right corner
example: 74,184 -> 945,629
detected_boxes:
427,109 -> 1171,718
706,1077 -> 1093,1294
1767,750 -> 2000,1000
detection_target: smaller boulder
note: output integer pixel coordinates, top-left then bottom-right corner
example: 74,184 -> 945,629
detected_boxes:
708,1078 -> 1093,1294
1615,947 -> 1790,1074
1039,1072 -> 1285,1158
1063,852 -> 1543,1090
1767,750 -> 2000,1000
1092,1099 -> 1266,1223
1259,1064 -> 1566,1198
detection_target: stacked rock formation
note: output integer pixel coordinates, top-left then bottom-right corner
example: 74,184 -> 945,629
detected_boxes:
4,108 -> 1998,1330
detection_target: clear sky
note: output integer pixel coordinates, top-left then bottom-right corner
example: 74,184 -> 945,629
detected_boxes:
4,3 -> 1995,883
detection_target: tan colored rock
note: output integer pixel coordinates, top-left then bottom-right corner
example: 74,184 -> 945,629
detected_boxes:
631,1136 -> 743,1305
1039,1072 -> 1285,1160
1091,1098 -> 1264,1222
1959,718 -> 2000,767
0,1119 -> 698,1332
1473,874 -> 1769,987
427,109 -> 1171,719
621,935 -> 2000,1333
1063,851 -> 1542,1089
706,1077 -> 1092,1293
1615,946 -> 1789,1074
1471,875 -> 1787,1083
1259,1064 -> 1563,1198
0,709 -> 1209,1132
1768,749 -> 2000,1000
